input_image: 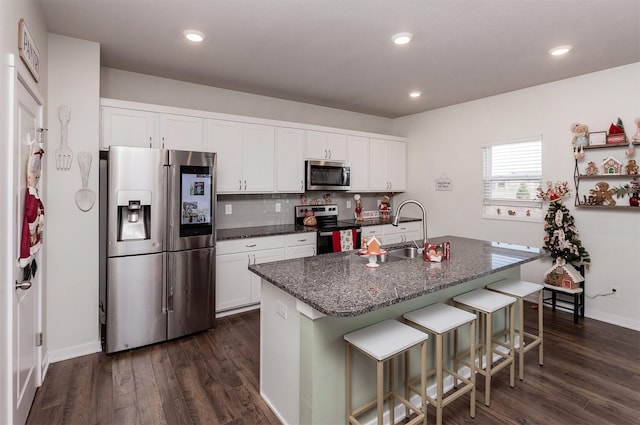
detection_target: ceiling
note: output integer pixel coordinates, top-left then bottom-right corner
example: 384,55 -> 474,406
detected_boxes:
39,0 -> 640,118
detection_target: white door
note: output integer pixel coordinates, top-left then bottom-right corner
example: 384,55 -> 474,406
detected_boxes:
243,124 -> 275,193
101,107 -> 155,149
13,78 -> 43,425
206,119 -> 243,192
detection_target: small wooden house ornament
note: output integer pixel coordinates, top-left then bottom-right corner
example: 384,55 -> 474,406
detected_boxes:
544,262 -> 585,289
601,156 -> 623,174
367,236 -> 382,253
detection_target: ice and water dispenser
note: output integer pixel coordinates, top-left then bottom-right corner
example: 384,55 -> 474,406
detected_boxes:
116,190 -> 152,241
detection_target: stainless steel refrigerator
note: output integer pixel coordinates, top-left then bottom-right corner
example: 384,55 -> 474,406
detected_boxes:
100,146 -> 216,353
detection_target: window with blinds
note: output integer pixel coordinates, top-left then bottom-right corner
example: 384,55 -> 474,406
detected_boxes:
482,138 -> 543,221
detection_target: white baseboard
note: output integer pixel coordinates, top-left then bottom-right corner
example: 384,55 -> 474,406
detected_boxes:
586,310 -> 640,331
48,340 -> 102,363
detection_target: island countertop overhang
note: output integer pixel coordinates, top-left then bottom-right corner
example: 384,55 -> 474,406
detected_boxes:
249,235 -> 542,317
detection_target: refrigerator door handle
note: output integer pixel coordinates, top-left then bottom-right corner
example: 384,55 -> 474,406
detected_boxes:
161,254 -> 168,314
167,253 -> 174,312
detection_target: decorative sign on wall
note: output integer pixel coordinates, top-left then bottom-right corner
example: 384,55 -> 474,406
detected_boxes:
18,19 -> 40,82
435,173 -> 453,191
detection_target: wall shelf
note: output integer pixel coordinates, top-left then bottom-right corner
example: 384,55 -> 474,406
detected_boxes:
573,141 -> 639,209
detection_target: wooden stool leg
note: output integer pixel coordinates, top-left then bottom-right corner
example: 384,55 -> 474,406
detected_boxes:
436,333 -> 443,425
485,312 -> 492,406
537,290 -> 544,366
469,319 -> 476,419
377,359 -> 384,424
389,357 -> 394,425
518,297 -> 525,381
509,304 -> 515,388
421,341 -> 427,425
346,344 -> 352,424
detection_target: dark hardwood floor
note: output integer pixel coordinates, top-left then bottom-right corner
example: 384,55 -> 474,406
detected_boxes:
26,304 -> 640,425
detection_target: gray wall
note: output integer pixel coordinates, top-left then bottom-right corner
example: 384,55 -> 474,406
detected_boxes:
101,67 -> 394,135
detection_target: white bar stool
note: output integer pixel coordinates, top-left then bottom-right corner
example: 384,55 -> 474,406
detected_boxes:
344,319 -> 428,425
403,303 -> 477,425
453,288 -> 516,407
487,278 -> 544,381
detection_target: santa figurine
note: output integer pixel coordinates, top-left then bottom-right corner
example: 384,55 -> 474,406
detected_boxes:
19,139 -> 45,278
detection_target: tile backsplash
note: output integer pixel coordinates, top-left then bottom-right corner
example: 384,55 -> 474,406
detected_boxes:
216,192 -> 390,229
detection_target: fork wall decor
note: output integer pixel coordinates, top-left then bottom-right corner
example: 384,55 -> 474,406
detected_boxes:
56,105 -> 73,170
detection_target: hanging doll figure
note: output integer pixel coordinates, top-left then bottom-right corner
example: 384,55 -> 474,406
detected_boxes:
19,138 -> 45,279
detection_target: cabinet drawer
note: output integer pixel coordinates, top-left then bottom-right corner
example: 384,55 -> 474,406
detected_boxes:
285,232 -> 317,247
383,221 -> 422,235
217,235 -> 285,255
361,226 -> 383,237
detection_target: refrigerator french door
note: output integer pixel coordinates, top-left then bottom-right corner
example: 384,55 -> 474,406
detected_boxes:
102,146 -> 216,353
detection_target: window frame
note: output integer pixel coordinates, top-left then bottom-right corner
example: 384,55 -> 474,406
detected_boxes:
482,137 -> 543,222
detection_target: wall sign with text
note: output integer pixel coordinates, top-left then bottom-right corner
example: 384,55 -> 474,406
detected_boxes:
18,19 -> 40,82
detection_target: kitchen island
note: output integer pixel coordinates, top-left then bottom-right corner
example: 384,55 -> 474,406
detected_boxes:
249,235 -> 541,425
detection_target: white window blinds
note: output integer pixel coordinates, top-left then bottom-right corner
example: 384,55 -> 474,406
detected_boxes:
482,138 -> 543,220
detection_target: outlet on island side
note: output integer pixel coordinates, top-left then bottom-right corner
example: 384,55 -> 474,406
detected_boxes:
276,301 -> 287,319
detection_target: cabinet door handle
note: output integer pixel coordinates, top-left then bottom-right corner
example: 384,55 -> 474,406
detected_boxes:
246,244 -> 257,248
324,149 -> 328,159
239,179 -> 242,190
149,136 -> 152,148
247,255 -> 251,265
253,254 -> 256,265
328,149 -> 332,159
300,180 -> 304,190
244,180 -> 247,190
162,136 -> 165,149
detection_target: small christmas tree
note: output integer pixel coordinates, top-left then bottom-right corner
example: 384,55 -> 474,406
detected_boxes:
536,181 -> 591,266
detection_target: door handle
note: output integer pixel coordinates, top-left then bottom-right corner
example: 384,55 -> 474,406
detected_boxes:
15,280 -> 32,290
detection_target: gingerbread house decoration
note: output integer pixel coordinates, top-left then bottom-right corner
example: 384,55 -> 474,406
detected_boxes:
366,236 -> 382,253
601,156 -> 622,175
544,262 -> 585,289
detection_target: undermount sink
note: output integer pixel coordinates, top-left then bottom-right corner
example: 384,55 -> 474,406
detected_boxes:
356,245 -> 421,263
387,246 -> 420,259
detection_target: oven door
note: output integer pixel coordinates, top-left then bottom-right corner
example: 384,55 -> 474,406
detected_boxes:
317,228 -> 361,254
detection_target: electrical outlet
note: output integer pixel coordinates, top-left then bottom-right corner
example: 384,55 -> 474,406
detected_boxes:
276,301 -> 287,319
275,202 -> 281,212
346,200 -> 352,209
225,204 -> 232,215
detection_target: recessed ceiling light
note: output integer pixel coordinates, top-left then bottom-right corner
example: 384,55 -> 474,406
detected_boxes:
548,45 -> 572,56
392,32 -> 413,45
409,91 -> 422,98
183,30 -> 205,42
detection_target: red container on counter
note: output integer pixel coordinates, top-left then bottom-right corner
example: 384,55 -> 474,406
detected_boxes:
424,241 -> 450,262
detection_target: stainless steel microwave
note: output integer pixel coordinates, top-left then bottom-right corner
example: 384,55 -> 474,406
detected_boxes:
306,160 -> 351,191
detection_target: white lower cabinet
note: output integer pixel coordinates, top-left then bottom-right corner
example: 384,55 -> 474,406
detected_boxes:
383,221 -> 423,245
284,233 -> 317,259
360,222 -> 422,247
216,232 -> 317,315
216,236 -> 285,314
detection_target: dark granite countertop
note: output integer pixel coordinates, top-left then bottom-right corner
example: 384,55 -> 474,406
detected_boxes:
217,224 -> 316,241
249,235 -> 542,317
217,216 -> 421,241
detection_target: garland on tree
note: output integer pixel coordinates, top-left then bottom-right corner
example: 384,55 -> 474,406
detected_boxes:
537,181 -> 591,267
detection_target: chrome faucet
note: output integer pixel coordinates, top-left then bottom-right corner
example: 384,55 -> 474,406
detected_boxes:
392,199 -> 428,247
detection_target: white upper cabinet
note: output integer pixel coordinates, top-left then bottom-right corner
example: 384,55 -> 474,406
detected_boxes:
276,127 -> 305,193
101,107 -> 204,150
369,138 -> 407,192
347,135 -> 370,192
101,107 -> 155,149
157,113 -> 203,151
306,130 -> 347,161
206,119 -> 244,192
206,120 -> 275,193
243,124 -> 276,193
